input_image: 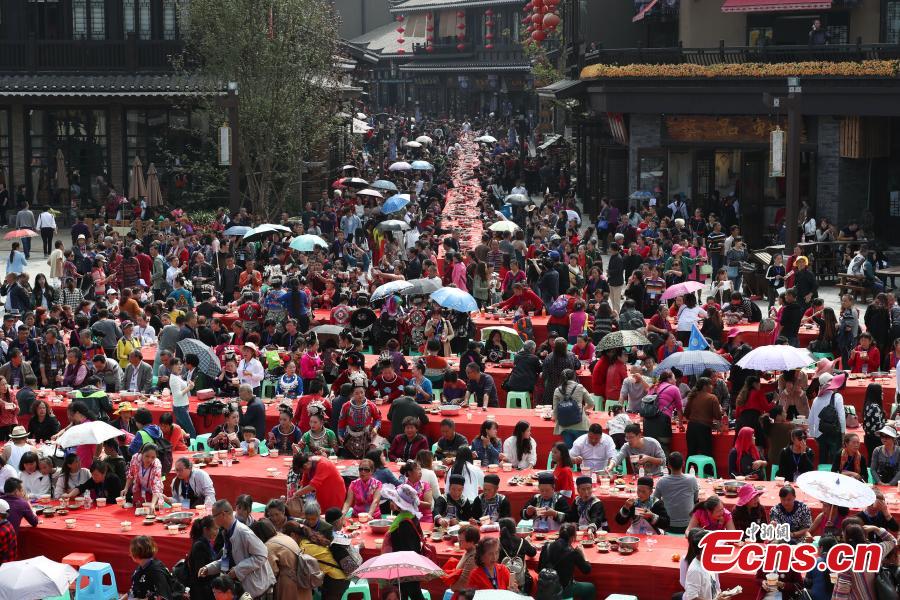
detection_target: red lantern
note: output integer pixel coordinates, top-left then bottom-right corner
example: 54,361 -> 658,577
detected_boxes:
485,43 -> 494,49
457,10 -> 464,17
457,33 -> 465,40
485,33 -> 494,40
426,25 -> 434,31
539,5 -> 549,13
543,13 -> 560,28
395,14 -> 403,21
487,8 -> 494,15
524,2 -> 533,10
532,0 -> 544,7
425,46 -> 433,52
397,48 -> 405,53
457,43 -> 465,50
457,23 -> 465,28
486,20 -> 494,27
531,13 -> 542,23
531,29 -> 546,41
397,37 -> 405,43
426,34 -> 433,41
396,27 -> 404,33
532,20 -> 543,30
522,16 -> 530,23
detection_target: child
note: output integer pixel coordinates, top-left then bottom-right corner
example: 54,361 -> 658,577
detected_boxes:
568,301 -> 588,345
441,371 -> 468,404
606,405 -> 633,449
276,360 -> 303,399
240,426 -> 260,456
19,452 -> 51,498
704,296 -> 721,313
102,439 -> 128,484
159,412 -> 188,452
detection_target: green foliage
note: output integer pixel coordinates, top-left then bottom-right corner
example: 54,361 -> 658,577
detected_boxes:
180,0 -> 340,217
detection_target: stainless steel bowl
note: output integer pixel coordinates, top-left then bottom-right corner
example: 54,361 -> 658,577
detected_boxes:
368,519 -> 393,533
617,536 -> 640,551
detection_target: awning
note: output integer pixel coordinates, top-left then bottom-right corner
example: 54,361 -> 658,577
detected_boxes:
721,0 -> 831,12
538,134 -> 563,150
536,78 -> 584,100
633,0 -> 659,22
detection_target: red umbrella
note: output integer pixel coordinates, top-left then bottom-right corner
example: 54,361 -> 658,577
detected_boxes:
4,229 -> 38,240
331,178 -> 347,189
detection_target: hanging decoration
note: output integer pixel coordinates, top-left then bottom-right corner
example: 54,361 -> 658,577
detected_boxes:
425,11 -> 434,52
456,9 -> 465,51
396,14 -> 406,54
484,8 -> 494,50
525,0 -> 559,45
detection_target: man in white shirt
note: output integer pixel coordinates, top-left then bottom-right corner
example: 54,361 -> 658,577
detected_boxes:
571,424 -> 617,472
510,180 -> 528,197
807,372 -> 846,466
134,314 -> 157,345
36,207 -> 57,258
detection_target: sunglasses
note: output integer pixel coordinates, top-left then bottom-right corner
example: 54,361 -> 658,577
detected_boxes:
359,467 -> 371,472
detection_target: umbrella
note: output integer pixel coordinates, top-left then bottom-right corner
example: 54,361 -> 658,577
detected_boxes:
352,551 -> 444,584
400,278 -> 442,296
340,164 -> 357,171
430,287 -> 478,313
488,221 -> 520,233
410,160 -> 434,171
243,223 -> 292,242
382,194 -> 411,214
223,226 -> 251,237
371,180 -> 399,192
504,193 -> 530,206
795,471 -> 876,509
56,420 -> 127,448
0,556 -> 78,600
146,163 -> 163,207
128,156 -> 147,200
176,338 -> 222,378
357,189 -> 384,199
660,280 -> 705,301
475,135 -> 497,143
55,149 -> 69,192
3,229 -> 38,240
311,324 -> 346,344
356,112 -> 368,120
375,219 -> 411,232
415,135 -> 433,144
597,330 -> 651,351
405,141 -> 422,149
653,350 -> 731,377
565,209 -> 582,224
341,177 -> 370,188
736,345 -> 813,372
289,234 -> 329,252
480,326 -> 524,353
389,161 -> 412,172
630,190 -> 654,200
372,280 -> 414,302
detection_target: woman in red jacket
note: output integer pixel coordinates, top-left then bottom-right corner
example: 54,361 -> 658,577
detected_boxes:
604,351 -> 628,404
495,282 -> 544,314
466,538 -> 516,593
848,332 -> 881,373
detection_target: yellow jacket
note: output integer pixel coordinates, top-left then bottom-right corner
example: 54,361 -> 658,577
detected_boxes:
116,337 -> 142,368
297,539 -> 346,580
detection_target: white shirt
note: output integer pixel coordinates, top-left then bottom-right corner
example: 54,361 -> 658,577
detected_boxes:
676,306 -> 708,332
683,558 -> 720,600
502,435 -> 538,470
36,211 -> 57,230
21,469 -> 52,497
420,468 -> 440,508
511,185 -> 528,196
169,373 -> 191,407
808,391 -> 846,439
443,463 -> 484,502
570,434 -> 617,472
134,324 -> 157,345
238,358 -> 265,388
0,463 -> 18,491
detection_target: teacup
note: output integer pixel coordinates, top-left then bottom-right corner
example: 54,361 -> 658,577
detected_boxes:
96,497 -> 107,508
116,496 -> 126,506
65,518 -> 77,529
120,521 -> 132,531
374,539 -> 383,549
358,512 -> 370,523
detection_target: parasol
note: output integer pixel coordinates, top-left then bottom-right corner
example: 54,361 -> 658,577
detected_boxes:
630,190 -> 654,200
357,189 -> 384,199
410,160 -> 434,171
352,551 -> 444,584
389,162 -> 412,172
341,177 -> 370,188
56,421 -> 128,448
504,194 -> 530,206
223,226 -> 251,237
289,234 -> 329,252
372,280 -> 414,302
653,350 -> 731,377
176,338 -> 222,378
430,287 -> 478,313
660,280 -> 705,301
488,221 -> 520,233
340,164 -> 357,171
382,194 -> 411,214
736,345 -> 813,372
474,135 -> 497,143
795,471 -> 877,509
415,135 -> 433,145
128,156 -> 147,200
400,278 -> 442,296
146,163 -> 163,207
565,209 -> 582,224
0,556 -> 78,600
597,330 -> 650,351
480,326 -> 524,353
243,224 -> 292,242
3,229 -> 38,240
375,219 -> 411,232
311,324 -> 346,344
371,180 -> 398,192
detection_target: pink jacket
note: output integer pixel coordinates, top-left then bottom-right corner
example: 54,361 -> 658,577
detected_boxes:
451,262 -> 468,292
299,351 -> 323,380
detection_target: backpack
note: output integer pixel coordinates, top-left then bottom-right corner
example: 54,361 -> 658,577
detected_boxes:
817,393 -> 841,437
167,560 -> 189,600
501,539 -> 527,591
758,318 -> 777,333
555,382 -> 583,427
295,552 -> 325,589
548,295 -> 569,318
138,429 -> 174,475
335,541 -> 363,575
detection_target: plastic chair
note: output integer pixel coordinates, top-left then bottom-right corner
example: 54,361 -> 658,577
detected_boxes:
431,442 -> 439,453
868,467 -> 876,484
442,591 -> 453,600
603,399 -> 623,412
261,379 -> 276,399
74,562 -> 117,600
506,391 -> 531,409
422,593 -> 431,600
189,433 -> 212,452
546,455 -> 579,472
251,501 -> 266,513
43,594 -> 69,600
685,455 -> 718,478
432,389 -> 442,404
341,580 -> 371,600
63,552 -> 95,590
770,465 -> 779,481
590,394 -> 604,411
817,464 -> 833,472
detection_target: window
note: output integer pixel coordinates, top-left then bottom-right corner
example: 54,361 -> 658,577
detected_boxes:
886,1 -> 900,43
163,0 -> 178,40
124,0 -> 152,40
72,0 -> 105,40
0,110 -> 10,191
637,151 -> 666,198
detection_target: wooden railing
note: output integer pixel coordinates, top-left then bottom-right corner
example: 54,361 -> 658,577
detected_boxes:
0,38 -> 183,71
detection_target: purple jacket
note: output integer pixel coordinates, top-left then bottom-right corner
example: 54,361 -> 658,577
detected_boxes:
0,493 -> 38,532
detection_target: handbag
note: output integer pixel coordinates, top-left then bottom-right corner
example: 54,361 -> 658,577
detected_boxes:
502,539 -> 527,591
874,565 -> 899,600
699,264 -> 713,275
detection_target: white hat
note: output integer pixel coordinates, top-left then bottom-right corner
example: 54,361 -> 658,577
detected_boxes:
877,425 -> 898,439
817,372 -> 833,387
77,234 -> 86,240
380,484 -> 422,518
107,288 -> 118,295
0,499 -> 8,514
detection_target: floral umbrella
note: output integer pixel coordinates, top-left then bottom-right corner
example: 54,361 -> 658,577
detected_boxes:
597,330 -> 650,351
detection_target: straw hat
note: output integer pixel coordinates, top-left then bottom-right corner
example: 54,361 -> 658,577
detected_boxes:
813,357 -> 836,379
114,402 -> 136,415
9,426 -> 28,440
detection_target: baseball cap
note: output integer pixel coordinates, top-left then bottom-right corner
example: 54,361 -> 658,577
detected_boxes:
0,499 -> 8,514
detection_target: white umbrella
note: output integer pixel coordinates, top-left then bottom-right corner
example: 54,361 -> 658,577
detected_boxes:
488,221 -> 520,233
357,189 -> 384,199
736,345 -> 813,372
0,556 -> 78,600
415,135 -> 433,144
372,280 -> 414,302
475,135 -> 497,143
375,219 -> 411,232
405,141 -> 422,148
565,209 -> 582,224
473,592 -> 521,600
56,420 -> 126,448
795,471 -> 877,509
356,112 -> 368,120
341,164 -> 357,171
389,161 -> 412,172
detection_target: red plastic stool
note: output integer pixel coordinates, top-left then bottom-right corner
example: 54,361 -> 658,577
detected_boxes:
63,553 -> 96,590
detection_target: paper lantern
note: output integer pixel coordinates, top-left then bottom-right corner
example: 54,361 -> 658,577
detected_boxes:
457,43 -> 465,50
426,25 -> 434,31
397,37 -> 405,43
425,46 -> 433,52
457,22 -> 465,28
397,48 -> 405,53
457,33 -> 465,40
539,5 -> 549,13
426,34 -> 433,41
485,32 -> 494,40
486,20 -> 494,27
524,2 -> 533,10
395,14 -> 403,21
396,27 -> 404,33
485,43 -> 494,49
543,13 -> 560,28
457,10 -> 464,17
531,29 -> 546,42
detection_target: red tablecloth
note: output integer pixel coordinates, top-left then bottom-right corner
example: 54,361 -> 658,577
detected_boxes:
472,313 -> 551,346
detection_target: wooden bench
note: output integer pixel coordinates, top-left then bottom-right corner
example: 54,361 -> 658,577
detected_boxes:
837,273 -> 871,303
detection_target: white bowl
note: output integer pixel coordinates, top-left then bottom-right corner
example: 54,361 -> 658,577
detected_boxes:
65,518 -> 77,529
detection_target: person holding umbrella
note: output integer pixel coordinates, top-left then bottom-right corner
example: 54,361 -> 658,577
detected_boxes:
380,483 -> 429,600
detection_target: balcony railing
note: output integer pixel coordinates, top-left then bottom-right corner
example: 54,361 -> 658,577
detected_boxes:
0,37 -> 183,71
583,42 -> 900,67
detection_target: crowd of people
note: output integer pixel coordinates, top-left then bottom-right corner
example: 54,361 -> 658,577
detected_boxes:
0,113 -> 897,600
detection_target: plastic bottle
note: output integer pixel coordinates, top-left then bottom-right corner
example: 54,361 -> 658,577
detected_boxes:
204,496 -> 214,515
83,490 -> 92,510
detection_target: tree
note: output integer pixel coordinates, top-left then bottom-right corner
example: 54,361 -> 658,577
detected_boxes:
181,0 -> 340,217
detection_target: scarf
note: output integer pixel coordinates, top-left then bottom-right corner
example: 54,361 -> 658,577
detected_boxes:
734,427 -> 760,466
388,510 -> 414,533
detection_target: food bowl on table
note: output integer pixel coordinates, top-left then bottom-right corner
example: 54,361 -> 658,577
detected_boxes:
196,389 -> 216,401
56,508 -> 69,516
357,512 -> 370,523
65,518 -> 77,529
119,391 -> 141,401
723,480 -> 746,496
42,508 -> 56,518
120,521 -> 132,532
433,465 -> 448,478
439,405 -> 461,416
487,464 -> 500,473
368,519 -> 392,534
161,512 -> 195,526
96,498 -> 107,508
618,536 -> 640,552
54,387 -> 74,398
501,462 -> 512,472
192,453 -> 214,465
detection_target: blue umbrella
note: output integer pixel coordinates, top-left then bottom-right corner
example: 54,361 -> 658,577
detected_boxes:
289,234 -> 329,252
372,280 -> 413,302
653,350 -> 731,377
382,194 -> 411,214
371,180 -> 399,192
410,160 -> 434,171
430,287 -> 478,313
223,226 -> 250,236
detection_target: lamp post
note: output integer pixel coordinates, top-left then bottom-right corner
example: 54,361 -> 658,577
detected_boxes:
764,77 -> 802,248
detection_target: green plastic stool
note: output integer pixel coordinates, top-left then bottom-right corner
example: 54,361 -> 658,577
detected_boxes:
341,579 -> 371,600
432,389 -> 442,404
591,394 -> 604,410
770,465 -> 779,481
604,399 -> 623,412
817,464 -> 833,472
685,454 -> 718,478
421,593 -> 431,600
431,442 -> 439,453
189,433 -> 212,452
546,455 -> 579,472
43,595 -> 70,600
506,391 -> 531,409
251,502 -> 266,513
261,379 -> 276,399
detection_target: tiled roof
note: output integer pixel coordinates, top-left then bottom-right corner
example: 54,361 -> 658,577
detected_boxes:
400,61 -> 531,72
0,74 -> 227,97
391,0 -> 521,12
350,21 -> 425,57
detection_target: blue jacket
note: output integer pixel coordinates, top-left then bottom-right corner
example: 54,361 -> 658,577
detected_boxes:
129,425 -> 163,456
